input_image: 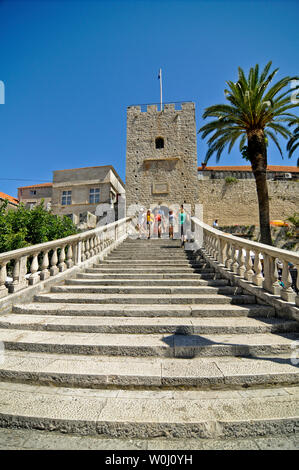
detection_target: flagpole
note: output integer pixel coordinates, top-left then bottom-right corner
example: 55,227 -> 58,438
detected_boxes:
159,68 -> 163,111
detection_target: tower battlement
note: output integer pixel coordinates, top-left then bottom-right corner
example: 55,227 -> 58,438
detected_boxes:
127,101 -> 195,114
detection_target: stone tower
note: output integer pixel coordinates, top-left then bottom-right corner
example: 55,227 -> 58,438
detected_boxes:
125,102 -> 198,213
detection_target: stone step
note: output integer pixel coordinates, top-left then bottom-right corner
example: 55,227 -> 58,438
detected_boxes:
4,236 -> 298,442
33,292 -> 256,305
12,303 -> 276,318
51,285 -> 243,296
111,249 -> 186,254
69,278 -> 229,287
115,241 -> 182,245
85,267 -> 216,274
77,272 -> 221,280
108,253 -> 191,258
0,381 -> 298,438
0,351 -> 298,389
110,247 -> 188,253
0,328 -> 297,357
0,314 -> 297,335
98,260 -> 197,266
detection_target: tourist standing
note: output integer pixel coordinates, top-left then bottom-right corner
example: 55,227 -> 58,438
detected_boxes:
169,210 -> 174,239
146,209 -> 152,239
213,219 -> 218,228
179,205 -> 187,247
155,209 -> 162,238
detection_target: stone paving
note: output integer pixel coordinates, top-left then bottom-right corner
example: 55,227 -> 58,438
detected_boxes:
0,427 -> 298,450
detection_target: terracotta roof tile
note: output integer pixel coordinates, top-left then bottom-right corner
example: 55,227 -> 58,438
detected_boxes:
17,183 -> 53,190
198,165 -> 299,172
0,191 -> 19,205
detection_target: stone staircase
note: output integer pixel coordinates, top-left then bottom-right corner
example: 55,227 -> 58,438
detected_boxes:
0,238 -> 298,440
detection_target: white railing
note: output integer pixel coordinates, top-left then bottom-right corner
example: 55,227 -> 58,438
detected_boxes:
191,217 -> 299,307
0,217 -> 133,299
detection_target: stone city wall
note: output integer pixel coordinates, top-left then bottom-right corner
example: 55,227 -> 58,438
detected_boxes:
198,179 -> 299,226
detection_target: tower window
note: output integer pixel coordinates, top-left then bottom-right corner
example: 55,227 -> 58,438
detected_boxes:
155,137 -> 164,149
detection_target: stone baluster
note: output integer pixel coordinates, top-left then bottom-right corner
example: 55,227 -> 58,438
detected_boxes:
219,239 -> 227,266
209,235 -> 213,256
252,250 -> 263,286
204,233 -> 209,254
97,236 -> 101,253
90,237 -> 95,257
209,234 -> 214,257
29,252 -> 40,285
82,240 -> 87,261
93,236 -> 98,254
58,245 -> 67,272
203,231 -> 207,252
231,244 -> 239,273
211,235 -> 216,257
280,258 -> 296,302
244,249 -> 254,282
213,236 -> 218,260
66,244 -> 74,269
85,239 -> 90,259
237,246 -> 246,277
75,241 -> 82,265
50,248 -> 59,276
216,237 -> 222,264
0,261 -> 9,298
225,242 -> 233,270
96,235 -> 100,253
263,254 -> 281,295
9,256 -> 28,292
40,250 -> 50,281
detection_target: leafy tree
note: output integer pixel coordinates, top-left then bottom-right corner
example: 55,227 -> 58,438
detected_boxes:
0,200 -> 78,253
199,62 -> 299,245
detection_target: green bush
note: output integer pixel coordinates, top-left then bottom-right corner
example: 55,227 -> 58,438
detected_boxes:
225,176 -> 238,184
287,213 -> 299,228
0,200 -> 78,254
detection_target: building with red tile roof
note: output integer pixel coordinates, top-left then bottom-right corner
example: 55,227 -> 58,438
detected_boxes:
0,191 -> 19,208
17,183 -> 53,209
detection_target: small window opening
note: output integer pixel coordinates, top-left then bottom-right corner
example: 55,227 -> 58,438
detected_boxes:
155,137 -> 164,149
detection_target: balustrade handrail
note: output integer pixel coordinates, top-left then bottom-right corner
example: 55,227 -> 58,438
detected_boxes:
191,216 -> 299,306
0,217 -> 132,262
192,217 -> 299,263
0,216 -> 136,299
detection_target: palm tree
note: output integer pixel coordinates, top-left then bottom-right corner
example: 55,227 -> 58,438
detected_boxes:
199,62 -> 299,245
287,118 -> 299,162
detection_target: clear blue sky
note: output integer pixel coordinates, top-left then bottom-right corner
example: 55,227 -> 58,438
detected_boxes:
0,0 -> 298,197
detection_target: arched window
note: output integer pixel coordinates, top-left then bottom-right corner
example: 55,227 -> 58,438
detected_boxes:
155,137 -> 164,149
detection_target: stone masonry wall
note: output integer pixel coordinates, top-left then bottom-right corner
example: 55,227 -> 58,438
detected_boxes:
198,179 -> 299,225
126,102 -> 199,213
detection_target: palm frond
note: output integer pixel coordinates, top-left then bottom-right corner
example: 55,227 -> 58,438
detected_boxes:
199,62 -> 299,164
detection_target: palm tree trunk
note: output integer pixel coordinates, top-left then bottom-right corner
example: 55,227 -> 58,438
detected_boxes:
247,130 -> 273,246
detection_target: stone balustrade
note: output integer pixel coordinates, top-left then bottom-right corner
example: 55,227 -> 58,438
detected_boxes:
0,217 -> 133,299
191,217 -> 299,307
